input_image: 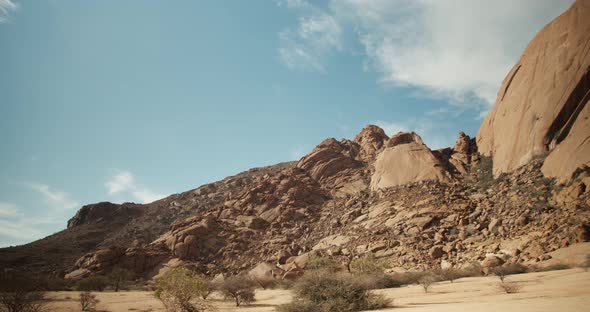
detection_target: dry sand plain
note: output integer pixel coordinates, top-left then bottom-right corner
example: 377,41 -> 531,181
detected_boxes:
45,268 -> 590,312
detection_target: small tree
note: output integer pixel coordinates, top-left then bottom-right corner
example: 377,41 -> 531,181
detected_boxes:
108,267 -> 134,292
0,273 -> 47,312
418,275 -> 435,293
79,292 -> 99,312
154,267 -> 210,312
219,275 -> 256,306
490,266 -> 507,283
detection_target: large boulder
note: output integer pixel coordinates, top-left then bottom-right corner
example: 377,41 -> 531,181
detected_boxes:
477,0 -> 590,181
371,132 -> 451,190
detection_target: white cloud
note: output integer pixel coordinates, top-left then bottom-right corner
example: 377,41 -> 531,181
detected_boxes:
0,0 -> 17,23
105,170 -> 166,204
279,0 -> 573,112
0,202 -> 19,217
279,10 -> 342,71
105,171 -> 135,194
26,183 -> 79,210
338,0 -> 574,108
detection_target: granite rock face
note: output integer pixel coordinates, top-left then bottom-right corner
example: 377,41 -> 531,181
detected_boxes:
477,0 -> 590,181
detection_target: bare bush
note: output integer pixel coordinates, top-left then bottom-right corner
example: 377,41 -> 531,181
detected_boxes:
79,292 -> 99,312
498,282 -> 522,294
0,273 -> 47,312
418,274 -> 435,293
219,275 -> 256,307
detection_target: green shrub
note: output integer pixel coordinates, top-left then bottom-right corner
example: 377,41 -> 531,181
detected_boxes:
77,276 -> 109,292
277,270 -> 390,312
154,267 -> 210,312
219,275 -> 256,306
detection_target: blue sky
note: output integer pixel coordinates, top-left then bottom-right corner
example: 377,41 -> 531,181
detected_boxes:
0,0 -> 573,247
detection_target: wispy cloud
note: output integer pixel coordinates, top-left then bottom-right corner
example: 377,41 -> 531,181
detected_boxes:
0,202 -> 19,217
278,9 -> 342,72
0,219 -> 41,241
25,182 -> 79,210
105,170 -> 165,204
105,171 -> 134,194
278,0 -> 573,113
0,0 -> 17,23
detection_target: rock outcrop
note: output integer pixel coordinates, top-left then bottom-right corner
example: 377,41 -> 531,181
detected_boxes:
353,125 -> 389,161
477,0 -> 590,181
371,132 -> 451,190
296,138 -> 362,182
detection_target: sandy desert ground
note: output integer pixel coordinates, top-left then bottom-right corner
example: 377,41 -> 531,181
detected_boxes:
44,267 -> 590,312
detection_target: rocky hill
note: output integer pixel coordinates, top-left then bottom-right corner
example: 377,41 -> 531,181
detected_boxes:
1,0 -> 589,281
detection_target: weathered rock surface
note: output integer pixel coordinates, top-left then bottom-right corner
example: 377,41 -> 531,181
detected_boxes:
371,132 -> 451,190
477,0 -> 590,181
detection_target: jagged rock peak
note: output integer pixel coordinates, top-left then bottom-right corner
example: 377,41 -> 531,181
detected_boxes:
353,125 -> 389,161
67,202 -> 142,229
453,131 -> 471,154
296,138 -> 361,181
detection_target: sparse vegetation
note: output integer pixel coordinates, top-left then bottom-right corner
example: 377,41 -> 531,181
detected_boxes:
437,267 -> 462,283
461,262 -> 484,277
0,273 -> 47,312
418,274 -> 435,293
77,276 -> 109,292
154,267 -> 211,312
219,275 -> 256,307
498,282 -> 522,294
349,254 -> 383,275
535,263 -> 572,272
305,255 -> 342,273
277,270 -> 390,312
108,267 -> 135,292
79,291 -> 99,312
